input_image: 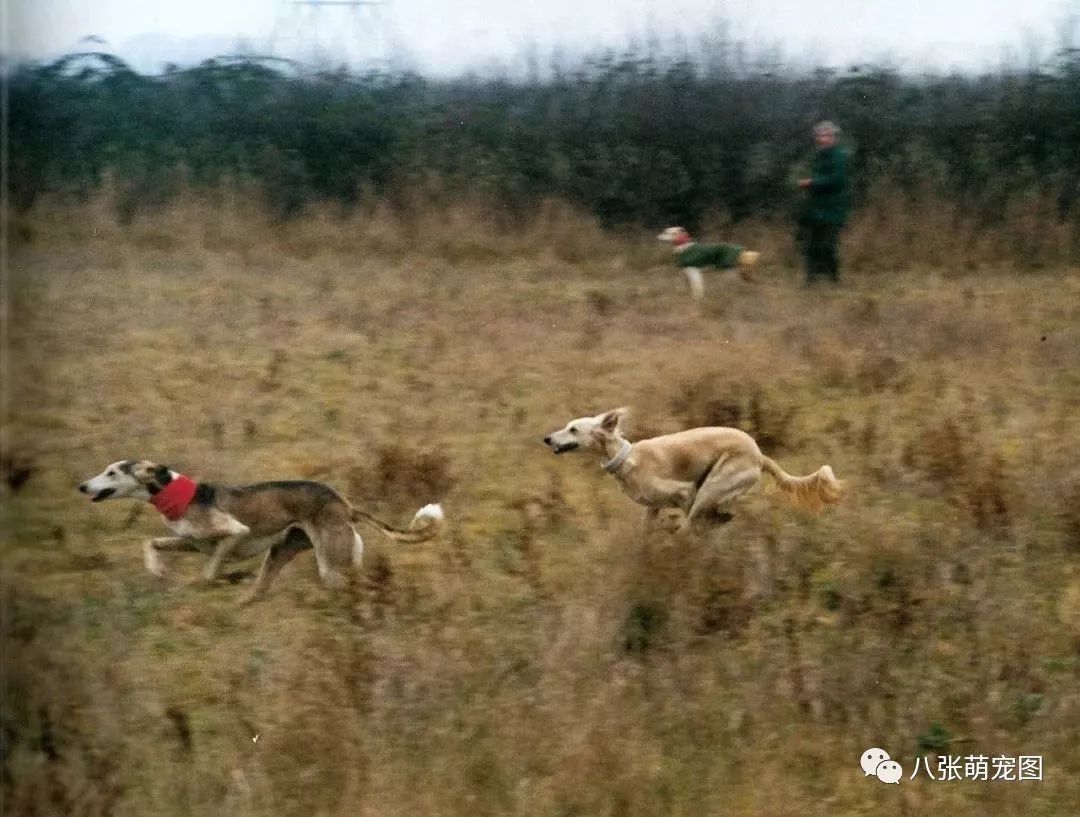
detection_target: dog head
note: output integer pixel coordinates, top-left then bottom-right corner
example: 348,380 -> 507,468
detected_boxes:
657,226 -> 691,246
78,460 -> 174,502
543,408 -> 628,454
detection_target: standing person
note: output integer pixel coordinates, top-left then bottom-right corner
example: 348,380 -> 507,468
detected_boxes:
797,121 -> 850,285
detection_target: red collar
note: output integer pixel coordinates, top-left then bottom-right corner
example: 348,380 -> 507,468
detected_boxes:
672,231 -> 692,248
149,475 -> 198,520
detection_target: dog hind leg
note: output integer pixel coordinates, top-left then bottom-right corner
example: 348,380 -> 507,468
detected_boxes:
240,528 -> 311,605
680,462 -> 761,535
305,521 -> 356,591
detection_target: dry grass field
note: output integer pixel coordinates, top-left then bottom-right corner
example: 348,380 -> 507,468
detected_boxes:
3,193 -> 1080,816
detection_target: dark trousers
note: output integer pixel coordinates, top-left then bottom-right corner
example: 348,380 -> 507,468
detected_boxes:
800,223 -> 841,283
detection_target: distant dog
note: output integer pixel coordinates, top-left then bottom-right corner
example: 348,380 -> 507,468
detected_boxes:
78,460 -> 444,603
544,409 -> 842,533
658,226 -> 760,300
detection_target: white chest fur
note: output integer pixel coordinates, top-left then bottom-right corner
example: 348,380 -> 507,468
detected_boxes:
161,510 -> 251,538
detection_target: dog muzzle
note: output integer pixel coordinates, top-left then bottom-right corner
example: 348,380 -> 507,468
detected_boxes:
543,437 -> 579,454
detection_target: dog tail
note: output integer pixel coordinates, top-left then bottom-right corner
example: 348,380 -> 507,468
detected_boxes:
760,457 -> 844,512
737,250 -> 760,282
350,503 -> 445,543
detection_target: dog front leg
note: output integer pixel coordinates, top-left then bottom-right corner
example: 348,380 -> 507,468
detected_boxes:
683,267 -> 705,300
642,481 -> 695,513
199,512 -> 252,584
144,536 -> 198,579
202,535 -> 245,583
643,507 -> 660,530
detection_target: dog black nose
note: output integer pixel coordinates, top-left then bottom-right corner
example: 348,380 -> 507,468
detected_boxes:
543,436 -> 551,445
78,483 -> 88,493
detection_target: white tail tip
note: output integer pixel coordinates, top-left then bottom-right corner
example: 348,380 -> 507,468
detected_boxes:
415,503 -> 444,521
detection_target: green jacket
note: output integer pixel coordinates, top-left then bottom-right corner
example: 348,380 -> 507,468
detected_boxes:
676,242 -> 744,269
801,146 -> 851,227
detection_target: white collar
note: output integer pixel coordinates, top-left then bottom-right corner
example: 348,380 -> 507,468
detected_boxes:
601,440 -> 633,473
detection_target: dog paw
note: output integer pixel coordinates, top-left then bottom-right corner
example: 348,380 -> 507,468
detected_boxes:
144,561 -> 169,580
237,590 -> 263,607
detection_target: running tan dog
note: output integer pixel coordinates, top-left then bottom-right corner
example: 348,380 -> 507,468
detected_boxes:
543,409 -> 842,532
658,226 -> 760,299
78,460 -> 444,603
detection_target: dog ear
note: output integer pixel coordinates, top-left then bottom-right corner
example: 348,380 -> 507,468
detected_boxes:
153,464 -> 173,486
598,408 -> 628,432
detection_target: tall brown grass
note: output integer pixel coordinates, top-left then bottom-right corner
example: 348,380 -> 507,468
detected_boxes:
2,192 -> 1079,816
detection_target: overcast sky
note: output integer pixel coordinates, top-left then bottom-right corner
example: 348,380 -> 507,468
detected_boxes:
7,0 -> 1079,75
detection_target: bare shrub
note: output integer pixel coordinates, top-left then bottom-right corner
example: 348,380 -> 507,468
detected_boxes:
347,443 -> 454,507
903,417 -> 970,485
669,374 -> 744,429
1064,480 -> 1080,554
903,416 -> 1012,531
670,374 -> 798,453
1,584 -> 126,816
854,353 -> 908,394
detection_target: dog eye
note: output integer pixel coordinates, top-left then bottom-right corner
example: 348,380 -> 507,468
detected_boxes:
570,426 -> 578,433
107,470 -> 115,476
